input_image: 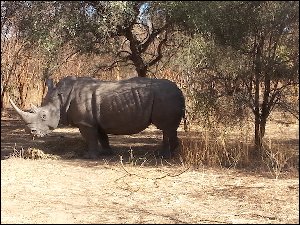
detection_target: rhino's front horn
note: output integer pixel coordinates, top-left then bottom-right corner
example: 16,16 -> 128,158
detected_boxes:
9,99 -> 35,123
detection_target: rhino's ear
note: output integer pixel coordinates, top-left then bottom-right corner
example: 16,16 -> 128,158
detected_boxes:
46,78 -> 54,92
40,110 -> 47,121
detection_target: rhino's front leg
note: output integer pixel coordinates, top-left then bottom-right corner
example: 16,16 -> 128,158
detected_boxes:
79,126 -> 102,159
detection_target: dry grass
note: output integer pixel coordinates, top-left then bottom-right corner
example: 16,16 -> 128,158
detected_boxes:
179,133 -> 298,177
179,131 -> 250,168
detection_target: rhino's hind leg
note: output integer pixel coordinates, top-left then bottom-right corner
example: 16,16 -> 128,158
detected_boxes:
79,126 -> 102,159
157,130 -> 179,158
97,131 -> 114,155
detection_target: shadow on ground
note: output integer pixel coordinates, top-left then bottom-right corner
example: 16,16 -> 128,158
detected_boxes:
1,109 -> 187,167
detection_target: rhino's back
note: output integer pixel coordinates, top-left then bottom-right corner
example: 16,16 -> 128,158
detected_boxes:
69,77 -> 154,134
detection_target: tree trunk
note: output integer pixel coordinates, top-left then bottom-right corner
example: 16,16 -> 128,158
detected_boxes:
253,37 -> 273,162
254,113 -> 268,159
130,45 -> 148,77
260,115 -> 267,138
1,89 -> 5,115
252,37 -> 264,160
136,66 -> 147,77
254,113 -> 261,159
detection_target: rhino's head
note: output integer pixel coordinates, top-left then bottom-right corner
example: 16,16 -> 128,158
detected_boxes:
10,76 -> 77,138
9,99 -> 60,138
9,78 -> 62,138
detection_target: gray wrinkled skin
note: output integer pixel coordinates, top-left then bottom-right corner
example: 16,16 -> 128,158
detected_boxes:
10,76 -> 186,159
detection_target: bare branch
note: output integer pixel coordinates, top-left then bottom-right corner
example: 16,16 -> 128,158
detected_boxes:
276,101 -> 299,120
147,31 -> 168,68
140,24 -> 168,53
92,59 -> 134,76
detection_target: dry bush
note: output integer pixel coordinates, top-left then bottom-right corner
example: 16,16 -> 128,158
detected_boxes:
178,130 -> 251,169
55,51 -> 129,81
262,139 -> 299,179
3,47 -> 298,174
1,36 -> 44,109
8,146 -> 60,160
177,129 -> 299,176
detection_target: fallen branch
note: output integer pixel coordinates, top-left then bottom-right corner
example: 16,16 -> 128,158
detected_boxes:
118,155 -> 190,180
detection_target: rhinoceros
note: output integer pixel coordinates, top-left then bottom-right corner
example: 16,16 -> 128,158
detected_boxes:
9,76 -> 185,159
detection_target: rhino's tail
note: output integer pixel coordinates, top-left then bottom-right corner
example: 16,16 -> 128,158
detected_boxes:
181,91 -> 188,132
182,100 -> 188,132
183,112 -> 188,132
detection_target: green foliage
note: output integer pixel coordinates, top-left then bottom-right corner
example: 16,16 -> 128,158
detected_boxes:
173,35 -> 251,127
168,1 -> 299,133
2,1 -> 141,55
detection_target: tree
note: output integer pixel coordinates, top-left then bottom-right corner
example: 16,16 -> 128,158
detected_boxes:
1,1 -> 75,109
166,1 -> 299,159
1,1 -> 34,110
4,1 -> 180,78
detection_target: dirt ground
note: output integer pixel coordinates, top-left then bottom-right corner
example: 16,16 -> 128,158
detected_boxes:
1,109 -> 299,224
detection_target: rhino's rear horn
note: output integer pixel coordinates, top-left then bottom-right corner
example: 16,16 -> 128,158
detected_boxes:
30,103 -> 39,113
9,98 -> 36,123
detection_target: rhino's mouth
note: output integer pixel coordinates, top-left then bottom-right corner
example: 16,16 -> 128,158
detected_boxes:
27,127 -> 50,139
31,133 -> 47,139
36,133 -> 47,138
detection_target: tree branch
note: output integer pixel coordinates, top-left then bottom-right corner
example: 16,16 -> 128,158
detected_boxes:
92,59 -> 134,76
147,30 -> 168,68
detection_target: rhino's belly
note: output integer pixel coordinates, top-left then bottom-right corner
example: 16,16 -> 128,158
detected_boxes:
99,108 -> 152,134
104,120 -> 151,135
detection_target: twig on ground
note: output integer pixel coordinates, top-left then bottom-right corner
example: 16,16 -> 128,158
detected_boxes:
118,155 -> 190,180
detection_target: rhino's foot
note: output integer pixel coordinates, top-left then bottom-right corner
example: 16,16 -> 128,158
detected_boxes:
155,149 -> 173,159
83,151 -> 100,159
100,148 -> 114,156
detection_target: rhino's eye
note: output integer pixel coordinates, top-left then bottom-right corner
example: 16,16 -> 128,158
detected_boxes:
41,114 -> 47,121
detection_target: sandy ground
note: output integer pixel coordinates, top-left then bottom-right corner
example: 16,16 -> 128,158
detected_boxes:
1,109 -> 299,224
